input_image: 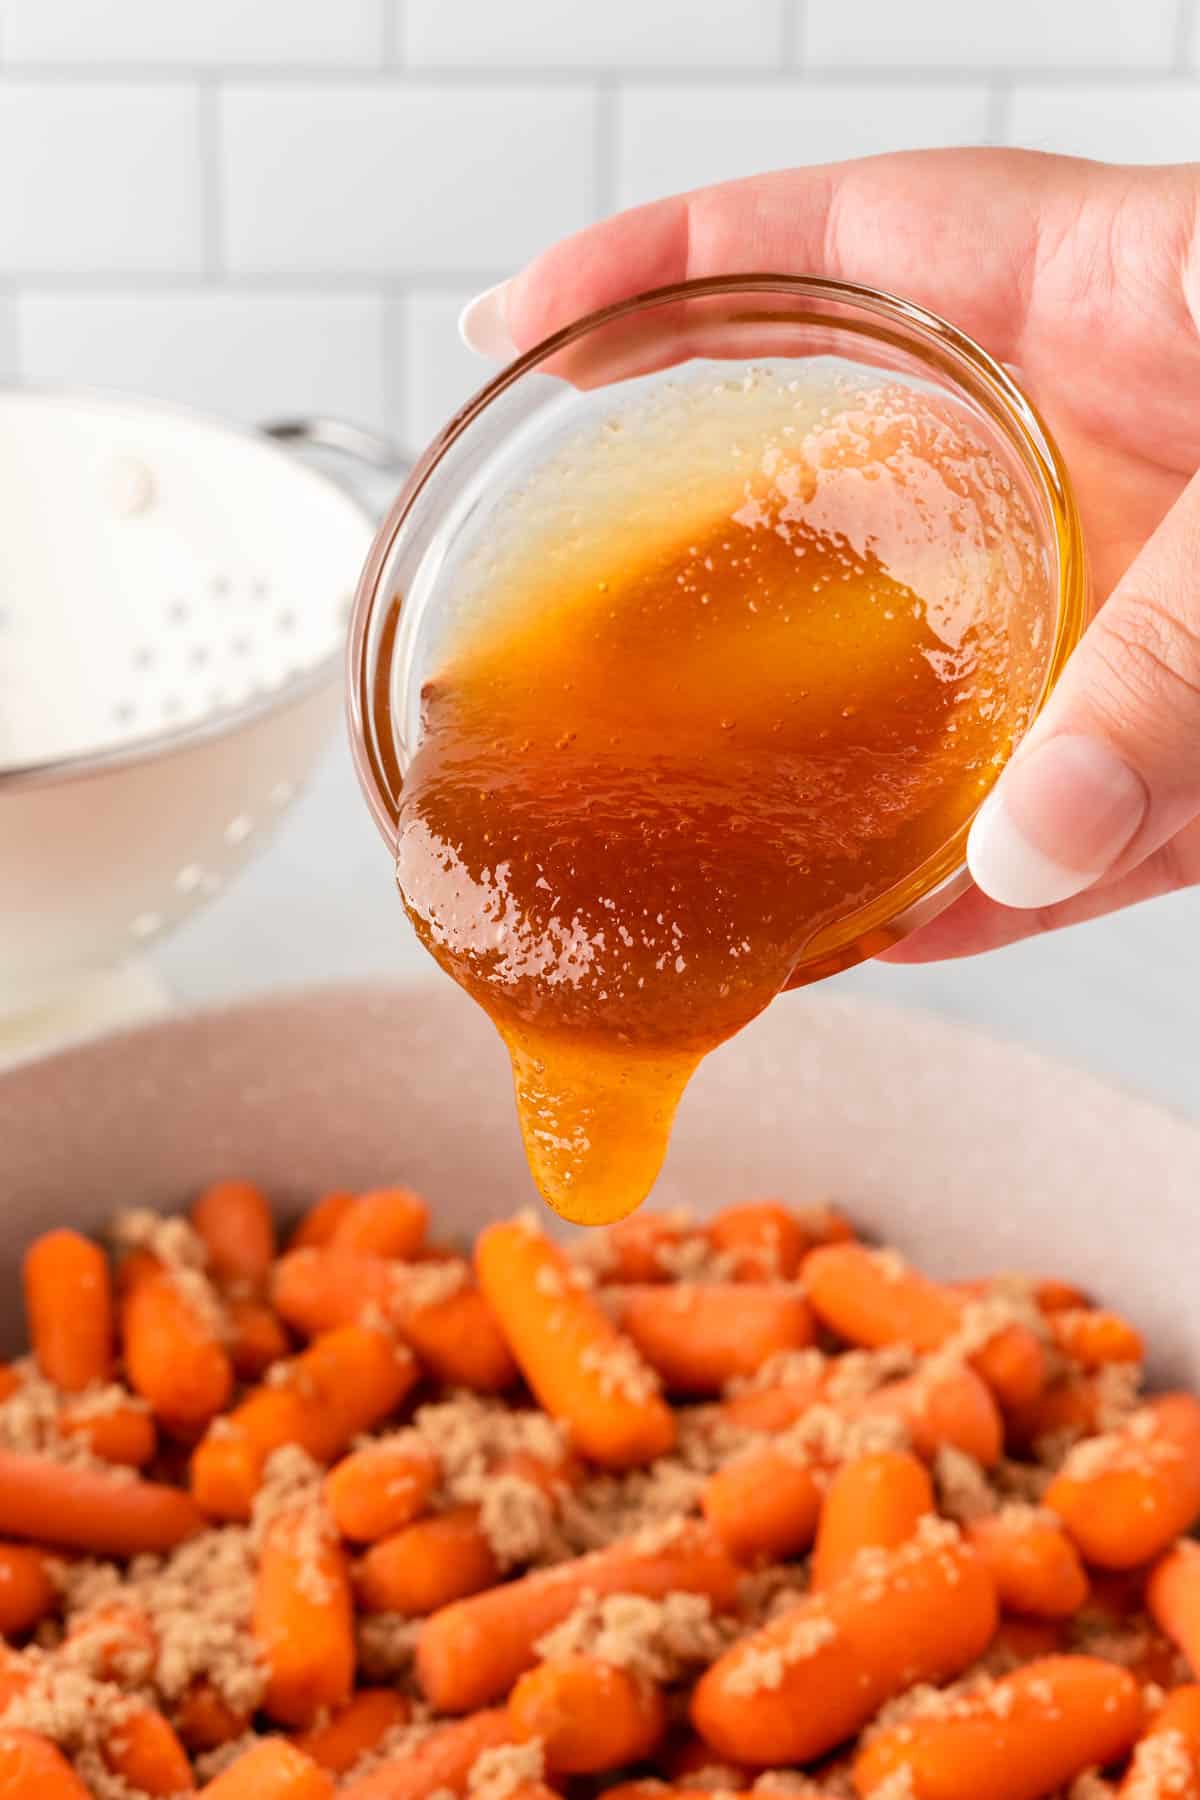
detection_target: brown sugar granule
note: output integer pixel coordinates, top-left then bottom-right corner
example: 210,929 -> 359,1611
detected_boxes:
406,1394 -> 569,1565
0,1651 -> 153,1799
193,1730 -> 264,1785
934,1446 -> 998,1525
480,1472 -> 556,1569
1059,1405 -> 1180,1484
869,1249 -> 909,1285
0,1360 -> 141,1477
774,1401 -> 910,1467
1067,1775 -> 1116,1800
1122,1727 -> 1192,1799
722,1612 -> 838,1696
391,1256 -> 470,1314
737,1562 -> 811,1627
940,1288 -> 1049,1367
536,1590 -> 732,1680
468,1738 -> 545,1800
824,1346 -> 916,1404
726,1347 -> 827,1398
578,1336 -> 662,1406
111,1207 -> 230,1344
356,1612 -> 421,1684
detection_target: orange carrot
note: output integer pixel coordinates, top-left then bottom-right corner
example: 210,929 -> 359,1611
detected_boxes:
965,1506 -> 1090,1619
613,1284 -> 815,1395
1045,1395 -> 1200,1568
23,1230 -> 113,1392
474,1221 -> 675,1469
804,1243 -> 1046,1409
198,1737 -> 335,1799
191,1180 -> 276,1293
57,1400 -> 157,1468
1005,1371 -> 1112,1458
702,1450 -> 823,1563
419,1520 -> 740,1713
690,1524 -> 996,1765
666,1736 -> 755,1785
602,1212 -> 689,1282
120,1249 -> 233,1431
191,1324 -> 416,1520
702,1202 -> 809,1280
254,1507 -> 355,1728
227,1295 -> 291,1380
290,1191 -> 357,1250
1031,1278 -> 1092,1313
986,1616 -> 1067,1667
509,1653 -> 667,1772
326,1438 -> 439,1543
102,1707 -> 193,1797
0,1544 -> 56,1638
0,1449 -> 202,1555
272,1249 -> 516,1392
853,1655 -> 1141,1800
331,1188 -> 429,1259
173,1680 -> 250,1752
1148,1539 -> 1200,1675
0,1731 -> 92,1799
355,1506 -> 500,1615
811,1448 -> 934,1590
293,1689 -> 411,1775
1118,1683 -> 1200,1797
1049,1308 -> 1144,1369
339,1709 -> 511,1800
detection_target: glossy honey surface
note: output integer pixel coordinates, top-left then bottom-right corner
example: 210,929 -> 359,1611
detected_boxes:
392,367 -> 1054,1223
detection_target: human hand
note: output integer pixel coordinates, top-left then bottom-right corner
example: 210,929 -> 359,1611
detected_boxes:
460,149 -> 1200,960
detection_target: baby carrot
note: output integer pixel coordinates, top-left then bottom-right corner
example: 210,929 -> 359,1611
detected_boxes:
326,1437 -> 440,1543
419,1520 -> 740,1713
0,1544 -> 56,1638
0,1449 -> 202,1555
965,1506 -> 1089,1619
227,1295 -> 291,1381
293,1689 -> 410,1775
173,1680 -> 251,1752
475,1221 -> 675,1469
254,1507 -> 356,1728
702,1450 -> 823,1563
702,1202 -> 809,1280
190,1180 -> 276,1293
23,1230 -> 113,1392
121,1249 -> 233,1431
1005,1371 -> 1111,1457
58,1400 -> 157,1468
198,1738 -> 335,1799
805,1244 -> 1046,1409
339,1709 -> 511,1800
290,1191 -> 357,1250
102,1706 -> 193,1797
1118,1683 -> 1200,1797
330,1188 -> 429,1259
355,1506 -> 500,1615
1148,1539 -> 1200,1675
691,1522 -> 996,1765
273,1249 -> 516,1392
191,1324 -> 417,1520
602,1212 -> 689,1282
1049,1308 -> 1144,1370
864,1362 -> 1004,1467
853,1655 -> 1142,1800
1045,1394 -> 1200,1568
0,1731 -> 92,1799
811,1448 -> 934,1591
613,1284 -> 816,1395
509,1653 -> 667,1772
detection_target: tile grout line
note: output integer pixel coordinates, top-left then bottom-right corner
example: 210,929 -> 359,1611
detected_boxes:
195,76 -> 224,282
1176,0 -> 1198,69
785,0 -> 805,70
593,79 -> 616,220
0,62 -> 1192,86
383,0 -> 401,67
985,78 -> 1013,144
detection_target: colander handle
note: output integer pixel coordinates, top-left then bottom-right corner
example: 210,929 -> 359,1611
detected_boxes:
260,416 -> 410,475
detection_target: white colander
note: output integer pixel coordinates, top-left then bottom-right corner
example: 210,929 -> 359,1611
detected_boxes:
0,389 -> 402,1049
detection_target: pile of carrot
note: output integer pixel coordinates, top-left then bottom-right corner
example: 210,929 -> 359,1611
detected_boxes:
0,1185 -> 1197,1799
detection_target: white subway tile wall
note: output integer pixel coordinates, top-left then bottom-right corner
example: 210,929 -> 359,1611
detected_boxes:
0,0 -> 1194,454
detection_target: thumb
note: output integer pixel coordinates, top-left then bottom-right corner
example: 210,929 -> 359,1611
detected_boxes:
968,469 -> 1200,908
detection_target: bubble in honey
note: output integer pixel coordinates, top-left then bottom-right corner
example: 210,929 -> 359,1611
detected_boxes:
392,365 -> 1054,1224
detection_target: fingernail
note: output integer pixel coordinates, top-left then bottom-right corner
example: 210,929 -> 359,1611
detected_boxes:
459,281 -> 515,361
967,734 -> 1148,909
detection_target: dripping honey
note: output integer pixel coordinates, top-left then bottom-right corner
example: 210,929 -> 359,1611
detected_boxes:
389,369 -> 1055,1226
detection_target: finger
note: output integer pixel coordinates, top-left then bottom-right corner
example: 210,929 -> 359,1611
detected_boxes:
966,468 -> 1200,911
885,816 -> 1200,963
461,148 -> 1108,368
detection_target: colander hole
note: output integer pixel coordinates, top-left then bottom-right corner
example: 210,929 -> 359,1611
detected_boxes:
270,780 -> 294,807
189,645 -> 210,667
112,701 -> 136,725
167,600 -> 189,624
212,575 -> 232,597
132,647 -> 155,670
224,814 -> 253,846
276,610 -> 296,634
131,911 -> 163,939
252,578 -> 269,600
231,634 -> 251,656
175,864 -> 204,894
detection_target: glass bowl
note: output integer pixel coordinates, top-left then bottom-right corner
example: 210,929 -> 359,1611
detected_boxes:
348,274 -> 1088,983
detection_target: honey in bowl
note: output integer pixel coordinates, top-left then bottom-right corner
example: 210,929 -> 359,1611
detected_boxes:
388,362 -> 1057,1226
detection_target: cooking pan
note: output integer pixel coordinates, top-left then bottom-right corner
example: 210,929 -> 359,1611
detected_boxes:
0,979 -> 1195,1387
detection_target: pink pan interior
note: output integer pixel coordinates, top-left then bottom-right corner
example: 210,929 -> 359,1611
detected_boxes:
0,979 -> 1196,1384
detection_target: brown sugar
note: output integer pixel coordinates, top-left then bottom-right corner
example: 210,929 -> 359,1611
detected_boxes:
388,371 -> 1054,1224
